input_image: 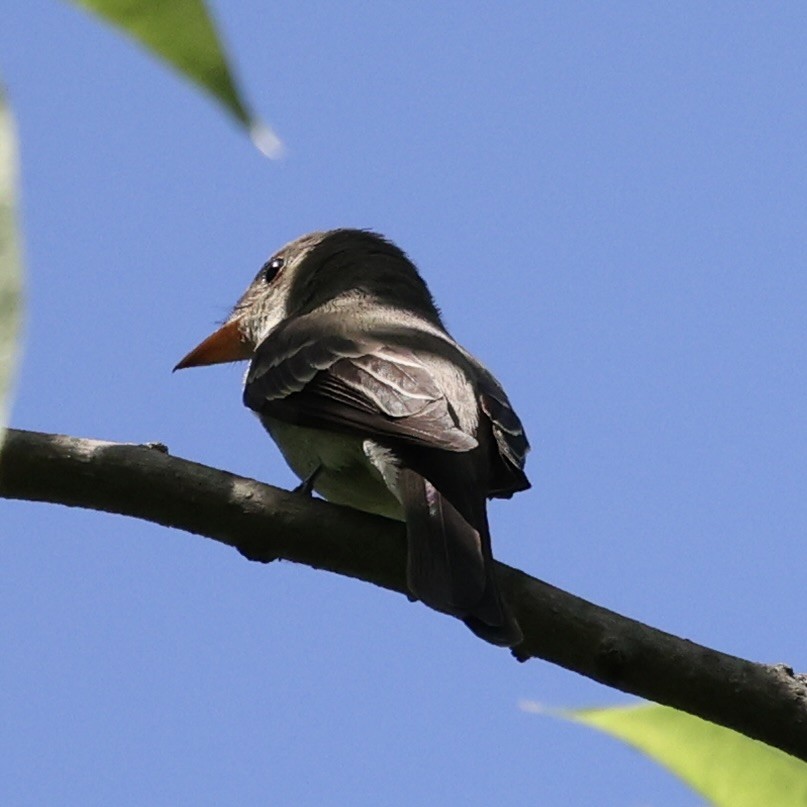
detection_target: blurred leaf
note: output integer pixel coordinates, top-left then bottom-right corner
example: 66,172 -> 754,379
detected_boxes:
0,86 -> 23,450
65,0 -> 282,155
521,701 -> 807,806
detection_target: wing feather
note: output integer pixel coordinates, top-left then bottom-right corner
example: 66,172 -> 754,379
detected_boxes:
244,321 -> 477,452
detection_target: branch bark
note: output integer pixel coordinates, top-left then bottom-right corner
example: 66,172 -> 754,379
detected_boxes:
2,427 -> 806,760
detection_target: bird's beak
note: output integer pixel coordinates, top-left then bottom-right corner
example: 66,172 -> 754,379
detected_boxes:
173,319 -> 252,371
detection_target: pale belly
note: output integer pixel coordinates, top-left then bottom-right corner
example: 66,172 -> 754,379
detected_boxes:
258,415 -> 405,521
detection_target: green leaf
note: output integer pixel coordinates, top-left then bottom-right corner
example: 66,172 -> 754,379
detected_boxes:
65,0 -> 282,155
522,701 -> 807,806
0,86 -> 23,450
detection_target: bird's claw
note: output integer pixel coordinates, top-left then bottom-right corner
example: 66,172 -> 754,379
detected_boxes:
293,466 -> 322,496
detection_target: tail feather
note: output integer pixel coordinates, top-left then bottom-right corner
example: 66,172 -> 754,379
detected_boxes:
397,468 -> 522,647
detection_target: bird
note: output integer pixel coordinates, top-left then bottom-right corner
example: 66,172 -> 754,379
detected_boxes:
175,229 -> 530,646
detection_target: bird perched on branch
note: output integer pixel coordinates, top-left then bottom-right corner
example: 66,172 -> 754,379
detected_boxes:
176,229 -> 530,646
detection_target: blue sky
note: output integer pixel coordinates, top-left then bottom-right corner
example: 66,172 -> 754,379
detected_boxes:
2,2 -> 806,804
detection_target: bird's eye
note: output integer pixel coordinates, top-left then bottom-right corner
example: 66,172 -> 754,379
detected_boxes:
262,256 -> 284,283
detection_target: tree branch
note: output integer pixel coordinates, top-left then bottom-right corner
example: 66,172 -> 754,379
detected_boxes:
2,427 -> 806,760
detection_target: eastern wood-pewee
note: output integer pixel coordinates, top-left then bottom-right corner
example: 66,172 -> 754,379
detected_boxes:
176,229 -> 530,646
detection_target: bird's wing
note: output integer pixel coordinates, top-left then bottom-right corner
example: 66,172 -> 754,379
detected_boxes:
246,316 -> 524,646
244,319 -> 478,452
477,370 -> 531,497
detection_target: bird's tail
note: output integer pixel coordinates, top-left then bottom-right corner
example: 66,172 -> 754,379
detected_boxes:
397,468 -> 522,647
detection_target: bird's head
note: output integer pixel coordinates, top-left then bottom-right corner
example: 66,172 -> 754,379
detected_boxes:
174,228 -> 441,371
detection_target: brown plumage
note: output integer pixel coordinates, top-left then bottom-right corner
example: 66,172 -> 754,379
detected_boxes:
176,229 -> 530,646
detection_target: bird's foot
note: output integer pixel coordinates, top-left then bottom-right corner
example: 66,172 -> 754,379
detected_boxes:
293,465 -> 322,496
